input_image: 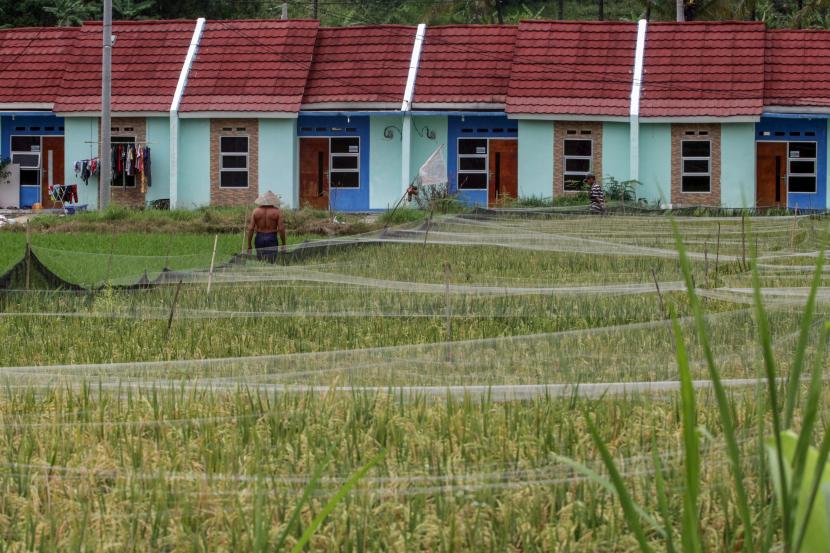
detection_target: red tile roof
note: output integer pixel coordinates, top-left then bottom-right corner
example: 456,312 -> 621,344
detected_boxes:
302,25 -> 415,107
54,20 -> 195,113
506,21 -> 637,117
765,29 -> 830,108
413,25 -> 516,106
641,22 -> 765,118
180,19 -> 318,113
0,27 -> 77,106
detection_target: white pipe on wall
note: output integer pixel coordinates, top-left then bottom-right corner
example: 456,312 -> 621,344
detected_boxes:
629,19 -> 647,185
169,17 -> 205,209
401,24 -> 426,191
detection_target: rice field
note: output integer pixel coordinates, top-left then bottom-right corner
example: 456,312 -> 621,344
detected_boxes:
0,211 -> 828,551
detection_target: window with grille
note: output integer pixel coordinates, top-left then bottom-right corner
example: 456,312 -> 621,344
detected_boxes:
681,140 -> 711,193
457,138 -> 487,190
788,142 -> 817,193
220,136 -> 248,188
563,139 -> 592,191
330,137 -> 359,188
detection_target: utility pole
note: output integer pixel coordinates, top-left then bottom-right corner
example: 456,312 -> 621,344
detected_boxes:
598,0 -> 604,20
676,0 -> 685,21
281,2 -> 288,19
496,0 -> 504,23
312,0 -> 318,19
100,0 -> 112,210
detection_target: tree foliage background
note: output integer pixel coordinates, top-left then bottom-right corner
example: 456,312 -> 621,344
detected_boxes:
1,0 -> 827,28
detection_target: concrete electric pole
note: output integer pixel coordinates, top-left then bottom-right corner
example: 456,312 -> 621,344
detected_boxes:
100,0 -> 112,210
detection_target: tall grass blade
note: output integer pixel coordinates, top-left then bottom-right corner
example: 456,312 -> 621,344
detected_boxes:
289,450 -> 385,553
670,217 -> 754,552
784,232 -> 826,428
750,238 -> 791,547
670,311 -> 702,553
275,459 -> 329,551
651,436 -> 678,553
585,416 -> 656,553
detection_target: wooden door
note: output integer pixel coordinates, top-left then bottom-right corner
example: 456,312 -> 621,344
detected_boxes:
488,139 -> 518,206
300,138 -> 329,209
756,142 -> 787,208
40,137 -> 64,208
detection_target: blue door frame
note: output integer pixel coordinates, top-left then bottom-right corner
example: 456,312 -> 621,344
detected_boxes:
755,116 -> 827,210
447,115 -> 518,207
1,114 -> 65,208
297,115 -> 370,211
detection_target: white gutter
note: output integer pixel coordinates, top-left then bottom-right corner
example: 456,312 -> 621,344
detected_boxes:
169,17 -> 206,209
401,24 -> 426,193
629,18 -> 647,184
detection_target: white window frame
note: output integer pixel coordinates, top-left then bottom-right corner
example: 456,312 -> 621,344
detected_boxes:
680,139 -> 712,194
111,135 -> 137,188
563,138 -> 593,191
219,135 -> 249,189
329,136 -> 360,189
10,135 -> 42,198
457,137 -> 488,190
787,141 -> 817,195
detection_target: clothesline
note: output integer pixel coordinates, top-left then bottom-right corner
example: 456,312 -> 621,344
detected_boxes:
83,141 -> 155,145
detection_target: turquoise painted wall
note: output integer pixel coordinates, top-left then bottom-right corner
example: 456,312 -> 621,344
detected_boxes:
370,114 -> 403,210
145,117 -> 170,203
602,122 -> 630,186
259,118 -> 297,208
638,123 -> 671,205
408,115 -> 448,184
177,118 -> 210,208
64,117 -> 99,209
721,123 -> 756,209
517,120 -> 553,199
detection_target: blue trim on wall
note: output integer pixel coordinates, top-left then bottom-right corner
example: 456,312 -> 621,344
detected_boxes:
1,113 -> 65,208
297,115 -> 370,211
755,116 -> 827,210
447,115 -> 517,207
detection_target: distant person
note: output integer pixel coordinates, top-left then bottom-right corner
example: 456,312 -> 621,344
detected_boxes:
587,174 -> 605,216
246,191 -> 286,263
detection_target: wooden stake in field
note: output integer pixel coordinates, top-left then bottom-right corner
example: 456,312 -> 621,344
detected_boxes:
422,210 -> 434,248
715,222 -> 721,284
444,262 -> 452,363
789,211 -> 798,251
206,234 -> 218,295
704,241 -> 709,289
105,231 -> 116,285
651,268 -> 667,319
741,214 -> 747,270
24,221 -> 31,290
166,280 -> 183,342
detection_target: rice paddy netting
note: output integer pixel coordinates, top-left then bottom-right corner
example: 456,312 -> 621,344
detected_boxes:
1,212 -> 829,551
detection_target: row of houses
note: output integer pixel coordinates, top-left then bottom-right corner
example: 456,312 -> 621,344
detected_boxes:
0,18 -> 828,211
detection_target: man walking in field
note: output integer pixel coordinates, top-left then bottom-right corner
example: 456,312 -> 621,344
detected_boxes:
587,174 -> 606,215
246,191 -> 286,263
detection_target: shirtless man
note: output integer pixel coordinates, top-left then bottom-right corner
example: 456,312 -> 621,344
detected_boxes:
246,191 -> 286,263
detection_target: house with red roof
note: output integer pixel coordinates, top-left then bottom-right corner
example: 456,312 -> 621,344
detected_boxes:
2,17 -> 830,212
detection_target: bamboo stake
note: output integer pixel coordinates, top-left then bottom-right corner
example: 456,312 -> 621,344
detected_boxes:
24,221 -> 31,290
422,210 -> 434,248
206,234 -> 219,295
652,268 -> 666,319
165,280 -> 183,342
741,214 -> 747,271
715,222 -> 721,284
444,262 -> 452,363
704,241 -> 709,289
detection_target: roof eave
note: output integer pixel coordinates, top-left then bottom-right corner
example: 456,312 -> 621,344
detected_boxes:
763,105 -> 830,115
56,110 -> 172,118
639,115 -> 761,123
411,102 -> 505,111
178,111 -> 298,119
506,113 -> 630,122
0,103 -> 54,111
301,102 -> 401,110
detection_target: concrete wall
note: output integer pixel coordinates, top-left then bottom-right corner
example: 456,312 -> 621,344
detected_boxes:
370,114 -> 403,210
408,115 -> 448,185
638,123 -> 671,205
721,123 -> 756,209
177,118 -> 210,208
602,122 -> 630,186
145,117 -> 170,203
517,120 -> 553,199
259,118 -> 298,209
64,117 -> 99,209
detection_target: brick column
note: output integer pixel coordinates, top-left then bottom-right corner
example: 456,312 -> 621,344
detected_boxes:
671,123 -> 721,207
210,119 -> 259,206
101,117 -> 147,208
553,121 -> 603,197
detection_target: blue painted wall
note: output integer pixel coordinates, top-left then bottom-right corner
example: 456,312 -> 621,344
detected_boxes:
369,114 -> 403,210
756,117 -> 827,210
447,115 -> 518,207
298,115 -> 370,211
1,114 -> 65,207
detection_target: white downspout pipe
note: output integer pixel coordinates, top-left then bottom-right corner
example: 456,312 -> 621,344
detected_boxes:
629,19 -> 647,187
401,23 -> 426,193
169,17 -> 205,209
